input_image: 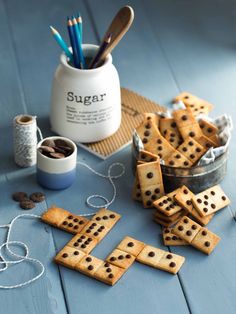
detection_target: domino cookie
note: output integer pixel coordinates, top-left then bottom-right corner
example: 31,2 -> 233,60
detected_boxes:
173,216 -> 220,254
176,137 -> 206,165
165,151 -> 194,168
162,228 -> 188,246
174,186 -> 214,226
93,262 -> 125,285
153,191 -> 183,217
136,115 -> 160,148
172,108 -> 203,140
137,150 -> 159,163
173,92 -> 199,105
41,206 -> 70,227
154,208 -> 186,223
59,213 -> 89,234
132,172 -> 142,202
163,129 -> 183,149
199,119 -> 218,137
116,236 -> 145,257
67,233 -> 98,254
54,246 -> 86,269
196,135 -> 218,149
105,248 -> 136,269
159,118 -> 183,148
136,245 -> 185,274
172,216 -> 202,243
153,216 -> 179,228
75,254 -> 103,276
80,221 -> 110,242
191,227 -> 221,255
91,208 -> 121,228
192,185 -> 230,217
137,161 -> 165,208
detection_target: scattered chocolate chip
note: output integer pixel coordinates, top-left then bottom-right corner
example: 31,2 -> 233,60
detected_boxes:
204,201 -> 208,206
94,232 -> 99,236
144,131 -> 150,136
204,195 -> 209,200
146,200 -> 152,206
73,225 -> 78,230
157,139 -> 162,144
196,147 -> 201,153
169,160 -> 175,166
182,147 -> 187,152
62,221 -> 67,225
12,192 -> 28,202
20,199 -> 35,210
81,244 -> 86,248
190,154 -> 195,159
176,154 -> 181,159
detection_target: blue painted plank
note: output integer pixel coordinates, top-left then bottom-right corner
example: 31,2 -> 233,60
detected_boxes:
0,169 -> 67,314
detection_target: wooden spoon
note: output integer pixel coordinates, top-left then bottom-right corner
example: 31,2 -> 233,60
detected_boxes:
89,6 -> 134,68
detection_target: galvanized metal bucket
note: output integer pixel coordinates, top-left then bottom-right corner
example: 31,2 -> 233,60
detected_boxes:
131,143 -> 228,194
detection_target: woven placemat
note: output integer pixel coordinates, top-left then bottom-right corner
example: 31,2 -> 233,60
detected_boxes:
78,88 -> 165,158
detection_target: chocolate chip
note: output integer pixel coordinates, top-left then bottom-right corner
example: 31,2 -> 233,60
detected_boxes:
74,242 -> 79,247
211,191 -> 215,196
211,204 -> 216,209
126,254 -> 131,259
88,238 -> 93,242
79,220 -> 84,225
30,192 -> 45,203
166,254 -> 173,259
96,217 -> 101,221
62,253 -> 68,258
182,147 -> 187,152
188,141 -> 194,146
190,154 -> 195,159
183,218 -> 189,223
169,262 -> 176,268
183,189 -> 188,194
145,123 -> 151,129
189,132 -> 195,137
143,138 -> 148,144
145,190 -> 151,196
148,251 -> 155,257
68,223 -> 73,227
77,239 -> 82,243
62,221 -> 67,225
157,146 -> 163,151
167,197 -> 172,202
186,230 -> 192,236
94,232 -> 99,236
81,235 -> 86,239
151,195 -> 157,200
81,244 -> 86,248
144,131 -> 150,136
110,256 -> 116,262
222,196 -> 226,201
204,195 -> 209,200
196,147 -> 201,153
110,214 -> 115,219
74,251 -> 79,255
192,225 -> 197,230
186,200 -> 192,205
197,198 -> 202,204
205,241 -> 210,247
127,242 -> 134,247
158,202 -> 163,206
176,154 -> 181,159
146,200 -> 152,206
104,262 -> 110,267
169,160 -> 175,166
118,255 -> 124,260
165,206 -> 170,211
202,230 -> 207,236
106,268 -> 112,273
164,229 -> 170,234
147,172 -> 153,179
184,161 -> 189,166
207,128 -> 213,133
74,225 -> 78,229
86,257 -> 92,262
172,236 -> 178,240
12,192 -> 28,202
20,199 -> 35,210
178,226 -> 184,231
87,265 -> 94,271
73,218 -> 78,223
155,188 -> 160,194
157,139 -> 162,144
203,208 -> 208,213
108,274 -> 114,279
68,215 -> 73,219
103,216 -> 108,220
182,115 -> 188,121
165,236 -> 171,241
204,201 -> 208,205
171,122 -> 177,128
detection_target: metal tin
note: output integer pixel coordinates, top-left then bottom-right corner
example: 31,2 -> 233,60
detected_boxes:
132,144 -> 228,194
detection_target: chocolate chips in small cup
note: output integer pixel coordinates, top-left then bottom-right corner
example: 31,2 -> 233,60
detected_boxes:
38,138 -> 74,159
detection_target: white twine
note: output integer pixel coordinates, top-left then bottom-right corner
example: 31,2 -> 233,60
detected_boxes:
13,115 -> 43,168
0,161 -> 125,289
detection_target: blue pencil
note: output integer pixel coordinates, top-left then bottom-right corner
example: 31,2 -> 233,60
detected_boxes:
76,13 -> 83,41
49,26 -> 73,61
72,16 -> 86,69
67,17 -> 80,68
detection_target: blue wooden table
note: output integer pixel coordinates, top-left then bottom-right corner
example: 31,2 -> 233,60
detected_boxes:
1,1 -> 236,313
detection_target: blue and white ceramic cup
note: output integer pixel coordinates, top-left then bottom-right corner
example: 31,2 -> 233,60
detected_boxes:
37,136 -> 77,190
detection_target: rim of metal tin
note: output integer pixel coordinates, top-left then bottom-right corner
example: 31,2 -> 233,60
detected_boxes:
161,150 -> 228,178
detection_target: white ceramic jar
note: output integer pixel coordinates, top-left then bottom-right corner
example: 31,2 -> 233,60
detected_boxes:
50,44 -> 121,143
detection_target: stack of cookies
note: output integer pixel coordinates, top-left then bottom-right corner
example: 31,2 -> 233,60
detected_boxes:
135,92 -> 221,168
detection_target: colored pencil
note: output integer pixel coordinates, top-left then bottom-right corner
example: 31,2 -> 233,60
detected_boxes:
72,16 -> 86,69
49,26 -> 73,60
67,17 -> 80,68
76,13 -> 83,41
89,33 -> 112,69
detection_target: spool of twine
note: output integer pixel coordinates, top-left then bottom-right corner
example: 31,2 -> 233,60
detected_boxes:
13,115 -> 38,167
